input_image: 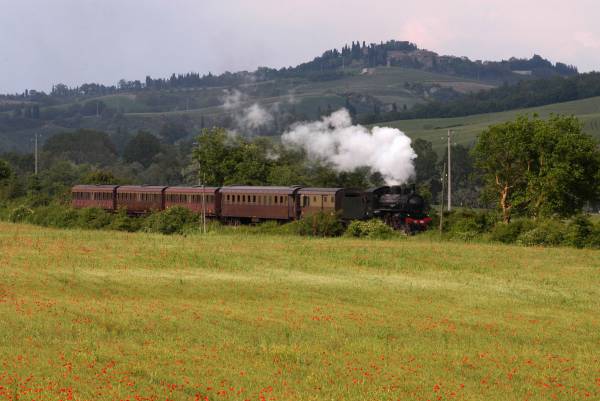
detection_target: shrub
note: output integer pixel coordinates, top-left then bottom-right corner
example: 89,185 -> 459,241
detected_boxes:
587,222 -> 600,248
109,208 -> 142,232
517,220 -> 567,246
143,206 -> 200,235
9,205 -> 33,223
564,215 -> 594,248
442,210 -> 497,241
76,207 -> 113,230
489,219 -> 536,244
345,219 -> 395,239
28,205 -> 79,228
295,212 -> 344,237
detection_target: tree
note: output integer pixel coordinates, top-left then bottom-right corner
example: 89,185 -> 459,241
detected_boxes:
159,121 -> 189,144
192,127 -> 241,186
474,115 -> 600,222
438,144 -> 481,207
43,129 -> 118,165
525,115 -> 600,218
412,139 -> 438,183
123,132 -> 162,168
0,159 -> 12,182
82,170 -> 121,185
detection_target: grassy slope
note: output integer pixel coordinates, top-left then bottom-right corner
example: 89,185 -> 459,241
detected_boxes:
385,96 -> 600,153
1,67 -> 493,152
1,222 -> 599,400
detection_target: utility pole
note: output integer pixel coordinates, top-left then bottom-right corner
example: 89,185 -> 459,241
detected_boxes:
447,129 -> 452,211
439,162 -> 446,234
202,172 -> 206,234
34,133 -> 39,175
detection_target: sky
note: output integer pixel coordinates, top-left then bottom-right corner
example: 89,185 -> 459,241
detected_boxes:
1,0 -> 600,93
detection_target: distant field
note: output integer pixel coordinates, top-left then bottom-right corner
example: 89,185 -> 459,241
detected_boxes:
1,223 -> 598,400
385,96 -> 600,153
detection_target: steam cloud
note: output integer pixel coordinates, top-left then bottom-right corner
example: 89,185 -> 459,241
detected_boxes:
222,89 -> 274,131
282,109 -> 416,185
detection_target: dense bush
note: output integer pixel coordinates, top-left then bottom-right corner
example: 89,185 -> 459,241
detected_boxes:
109,208 -> 142,232
516,220 -> 567,246
143,206 -> 200,235
442,210 -> 497,241
8,205 -> 34,223
564,215 -> 594,248
489,219 -> 537,244
587,222 -> 600,248
28,204 -> 79,228
295,212 -> 344,237
345,219 -> 395,239
76,207 -> 113,230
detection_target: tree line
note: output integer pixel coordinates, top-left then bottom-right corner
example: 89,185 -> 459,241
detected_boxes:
361,72 -> 600,124
1,114 -> 599,226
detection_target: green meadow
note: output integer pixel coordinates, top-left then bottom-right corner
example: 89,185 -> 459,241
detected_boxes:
385,96 -> 600,152
0,222 -> 599,400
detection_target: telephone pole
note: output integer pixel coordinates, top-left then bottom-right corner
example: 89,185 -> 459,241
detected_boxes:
34,133 -> 39,175
439,162 -> 446,234
447,129 -> 452,211
202,172 -> 206,234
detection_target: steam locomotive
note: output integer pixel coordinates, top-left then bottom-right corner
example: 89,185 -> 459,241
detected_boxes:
71,184 -> 431,232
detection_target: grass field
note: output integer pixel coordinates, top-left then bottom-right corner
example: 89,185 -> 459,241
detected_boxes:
385,96 -> 600,153
1,222 -> 599,400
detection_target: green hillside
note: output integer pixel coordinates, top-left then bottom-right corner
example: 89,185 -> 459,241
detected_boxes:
385,96 -> 600,153
0,67 -> 495,152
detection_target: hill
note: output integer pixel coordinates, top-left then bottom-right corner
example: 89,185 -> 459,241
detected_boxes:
0,40 -> 580,153
384,96 -> 600,153
0,66 -> 495,152
2,222 -> 599,400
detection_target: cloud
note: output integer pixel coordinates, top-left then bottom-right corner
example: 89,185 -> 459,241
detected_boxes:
574,31 -> 600,49
282,109 -> 416,185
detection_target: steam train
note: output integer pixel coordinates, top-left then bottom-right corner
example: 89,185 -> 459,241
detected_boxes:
71,184 -> 431,232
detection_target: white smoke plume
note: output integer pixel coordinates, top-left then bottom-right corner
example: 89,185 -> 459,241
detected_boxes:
222,89 -> 244,110
238,103 -> 274,130
222,89 -> 274,131
282,109 -> 416,185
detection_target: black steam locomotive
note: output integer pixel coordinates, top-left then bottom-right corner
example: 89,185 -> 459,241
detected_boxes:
366,185 -> 431,232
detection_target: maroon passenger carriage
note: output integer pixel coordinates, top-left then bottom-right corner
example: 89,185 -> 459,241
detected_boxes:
116,186 -> 166,214
164,186 -> 221,216
219,186 -> 300,223
71,185 -> 118,211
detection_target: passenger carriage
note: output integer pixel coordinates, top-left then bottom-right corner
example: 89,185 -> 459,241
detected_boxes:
116,186 -> 166,214
71,185 -> 118,211
219,186 -> 300,222
298,187 -> 366,220
164,186 -> 221,216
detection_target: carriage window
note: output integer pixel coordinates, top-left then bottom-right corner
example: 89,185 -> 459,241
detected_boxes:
280,196 -> 284,204
226,195 -> 230,203
252,195 -> 256,203
303,196 -> 309,207
330,196 -> 335,203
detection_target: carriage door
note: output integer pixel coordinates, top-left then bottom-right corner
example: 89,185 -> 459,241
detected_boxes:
288,194 -> 296,219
